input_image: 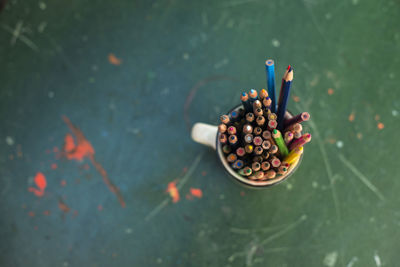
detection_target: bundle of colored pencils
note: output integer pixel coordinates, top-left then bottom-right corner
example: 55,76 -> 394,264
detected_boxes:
218,59 -> 311,180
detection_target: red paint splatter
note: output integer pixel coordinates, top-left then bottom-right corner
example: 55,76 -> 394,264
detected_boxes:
348,112 -> 355,122
58,199 -> 70,213
108,53 -> 122,65
190,188 -> 203,198
98,205 -> 103,211
377,122 -> 384,130
327,88 -> 334,95
28,172 -> 47,197
61,116 -> 126,208
43,210 -> 50,216
60,180 -> 66,187
28,211 -> 35,217
51,163 -> 58,170
166,181 -> 180,203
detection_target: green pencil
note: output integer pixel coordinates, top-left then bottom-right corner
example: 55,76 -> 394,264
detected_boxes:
272,129 -> 289,157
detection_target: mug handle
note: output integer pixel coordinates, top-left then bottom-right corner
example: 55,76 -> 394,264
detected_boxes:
191,123 -> 218,150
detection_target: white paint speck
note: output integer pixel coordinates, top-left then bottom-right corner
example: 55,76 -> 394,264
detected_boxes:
38,1 -> 46,10
392,110 -> 398,117
37,21 -> 47,33
323,251 -> 338,267
48,91 -> 54,98
125,228 -> 133,234
286,183 -> 293,190
271,39 -> 280,47
5,136 -> 14,146
374,252 -> 382,267
183,53 -> 189,60
336,141 -> 343,148
325,13 -> 332,20
346,257 -> 358,267
312,181 -> 318,188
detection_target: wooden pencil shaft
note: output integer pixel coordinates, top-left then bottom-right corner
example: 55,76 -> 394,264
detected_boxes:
253,127 -> 262,135
283,112 -> 310,128
265,59 -> 277,113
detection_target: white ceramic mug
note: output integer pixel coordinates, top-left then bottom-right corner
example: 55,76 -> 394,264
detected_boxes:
191,106 -> 303,188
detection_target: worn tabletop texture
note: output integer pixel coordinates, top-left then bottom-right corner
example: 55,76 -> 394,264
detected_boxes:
1,0 -> 400,266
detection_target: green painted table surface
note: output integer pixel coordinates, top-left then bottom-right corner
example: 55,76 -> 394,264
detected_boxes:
1,0 -> 400,266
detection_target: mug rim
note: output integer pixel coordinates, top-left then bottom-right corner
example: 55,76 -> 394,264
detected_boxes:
216,105 -> 303,189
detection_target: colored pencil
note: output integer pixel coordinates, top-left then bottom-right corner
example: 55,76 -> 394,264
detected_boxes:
265,59 -> 277,113
240,92 -> 252,113
236,147 -> 246,157
284,131 -> 294,145
253,136 -> 263,146
253,100 -> 262,111
245,144 -> 254,154
227,153 -> 237,163
284,112 -> 310,128
262,130 -> 272,140
270,156 -> 281,168
277,165 -> 288,176
283,146 -> 303,165
228,135 -> 238,146
222,144 -> 231,154
243,124 -> 253,134
256,116 -> 265,126
254,107 -> 263,117
261,161 -> 271,171
219,133 -> 227,144
252,162 -> 261,172
253,127 -> 262,135
259,89 -> 268,99
265,169 -> 276,179
262,140 -> 271,150
267,120 -> 277,131
232,159 -> 244,169
263,97 -> 272,109
254,146 -> 263,155
227,126 -> 237,135
253,155 -> 263,162
289,133 -> 311,150
293,131 -> 302,139
220,115 -> 230,124
272,129 -> 289,157
277,66 -> 293,131
262,151 -> 270,160
268,113 -> 277,121
249,89 -> 258,103
230,110 -> 240,122
255,171 -> 264,179
244,134 -> 253,144
269,144 -> 278,154
239,167 -> 252,176
287,123 -> 302,133
246,113 -> 255,122
218,124 -> 227,133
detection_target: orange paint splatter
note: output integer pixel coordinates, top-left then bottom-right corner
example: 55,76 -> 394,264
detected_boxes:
348,112 -> 355,122
190,188 -> 203,198
108,53 -> 122,66
28,172 -> 47,197
292,95 -> 300,102
327,138 -> 336,144
62,116 -> 126,208
58,199 -> 70,213
98,205 -> 103,211
377,122 -> 384,130
166,181 -> 180,203
28,211 -> 35,217
43,210 -> 50,216
375,114 -> 380,121
327,88 -> 334,95
60,180 -> 66,186
51,163 -> 58,170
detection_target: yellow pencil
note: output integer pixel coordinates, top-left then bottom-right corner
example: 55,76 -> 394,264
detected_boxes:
283,146 -> 303,165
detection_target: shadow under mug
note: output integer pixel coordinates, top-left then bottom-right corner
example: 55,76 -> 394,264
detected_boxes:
191,105 -> 303,189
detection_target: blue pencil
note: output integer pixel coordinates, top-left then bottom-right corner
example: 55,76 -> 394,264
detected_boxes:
265,59 -> 276,113
277,66 -> 293,131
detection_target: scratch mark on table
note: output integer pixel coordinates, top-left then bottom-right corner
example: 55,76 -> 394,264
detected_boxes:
301,0 -> 329,45
338,154 -> 385,201
184,75 -> 237,131
145,153 -> 204,221
230,223 -> 294,235
1,22 -> 39,52
260,214 -> 307,246
295,102 -> 341,221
